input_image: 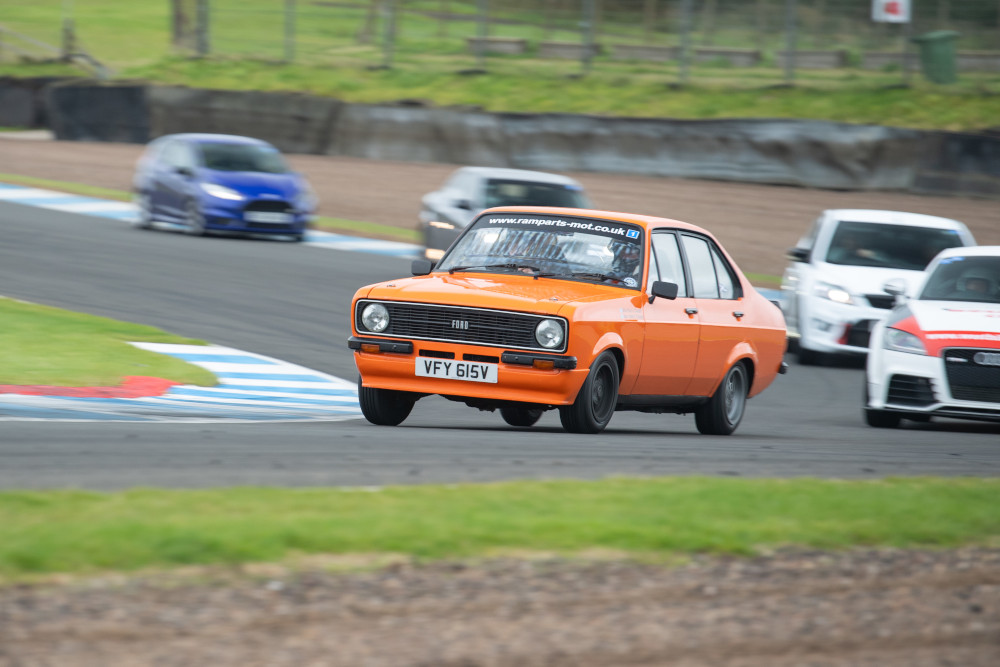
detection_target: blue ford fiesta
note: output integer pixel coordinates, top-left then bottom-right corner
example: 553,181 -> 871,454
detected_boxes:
132,133 -> 317,241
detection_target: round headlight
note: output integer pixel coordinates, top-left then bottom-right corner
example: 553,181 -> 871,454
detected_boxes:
535,319 -> 564,349
361,303 -> 390,333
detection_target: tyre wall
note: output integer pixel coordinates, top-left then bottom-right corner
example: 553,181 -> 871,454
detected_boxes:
36,81 -> 1000,198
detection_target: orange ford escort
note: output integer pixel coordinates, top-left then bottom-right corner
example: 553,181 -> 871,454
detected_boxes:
349,207 -> 787,435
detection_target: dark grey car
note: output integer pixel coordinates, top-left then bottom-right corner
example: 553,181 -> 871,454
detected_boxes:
418,166 -> 592,261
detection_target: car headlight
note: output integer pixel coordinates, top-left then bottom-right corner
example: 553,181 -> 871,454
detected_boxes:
361,303 -> 390,333
884,327 -> 926,355
813,281 -> 854,305
535,319 -> 564,349
200,183 -> 245,201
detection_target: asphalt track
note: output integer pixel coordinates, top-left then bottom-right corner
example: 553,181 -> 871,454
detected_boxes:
1,200 -> 998,490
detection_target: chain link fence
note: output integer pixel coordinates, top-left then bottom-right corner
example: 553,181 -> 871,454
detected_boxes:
3,1 -> 999,84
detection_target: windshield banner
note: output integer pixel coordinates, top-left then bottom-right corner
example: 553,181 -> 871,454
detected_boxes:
481,214 -> 642,244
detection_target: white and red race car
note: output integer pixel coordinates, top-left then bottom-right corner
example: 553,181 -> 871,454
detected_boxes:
865,246 -> 1000,428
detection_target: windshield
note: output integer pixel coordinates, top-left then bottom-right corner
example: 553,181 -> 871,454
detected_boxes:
436,213 -> 644,289
483,180 -> 591,209
825,221 -> 965,270
919,255 -> 1000,304
199,143 -> 289,173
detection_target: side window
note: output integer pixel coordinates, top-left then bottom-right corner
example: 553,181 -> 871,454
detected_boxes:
799,217 -> 823,250
711,246 -> 740,300
681,235 -> 720,299
650,232 -> 688,297
160,141 -> 182,168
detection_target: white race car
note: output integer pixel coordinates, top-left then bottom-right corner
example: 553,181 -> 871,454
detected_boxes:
865,246 -> 1000,428
781,209 -> 975,365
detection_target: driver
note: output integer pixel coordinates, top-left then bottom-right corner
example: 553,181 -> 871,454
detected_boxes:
609,243 -> 642,285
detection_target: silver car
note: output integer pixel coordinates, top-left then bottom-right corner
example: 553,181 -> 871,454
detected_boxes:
419,166 -> 592,261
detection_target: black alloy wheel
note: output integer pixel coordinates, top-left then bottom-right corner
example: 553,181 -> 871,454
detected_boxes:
862,382 -> 901,429
695,362 -> 749,435
559,351 -> 619,434
500,406 -> 544,427
358,378 -> 416,426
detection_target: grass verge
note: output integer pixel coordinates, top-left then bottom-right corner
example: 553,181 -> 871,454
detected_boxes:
1,477 -> 997,581
0,297 -> 215,387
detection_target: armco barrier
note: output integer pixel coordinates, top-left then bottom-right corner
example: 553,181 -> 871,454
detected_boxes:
45,80 -> 150,144
148,87 -> 342,155
0,76 -> 76,129
34,80 -> 1000,198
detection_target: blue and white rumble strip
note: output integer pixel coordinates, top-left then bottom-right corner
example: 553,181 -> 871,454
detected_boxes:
0,344 -> 363,423
0,182 -> 422,258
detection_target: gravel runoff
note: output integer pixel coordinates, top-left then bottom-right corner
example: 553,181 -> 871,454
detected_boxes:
1,548 -> 997,666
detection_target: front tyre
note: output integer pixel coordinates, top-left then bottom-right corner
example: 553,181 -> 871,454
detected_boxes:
134,191 -> 154,229
500,406 -> 543,428
862,383 -> 901,428
559,351 -> 619,434
358,378 -> 415,426
185,199 -> 208,236
695,362 -> 748,435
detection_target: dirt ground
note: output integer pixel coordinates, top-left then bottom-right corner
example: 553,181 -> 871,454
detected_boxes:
1,549 -> 998,666
1,137 -> 998,281
2,136 -> 999,665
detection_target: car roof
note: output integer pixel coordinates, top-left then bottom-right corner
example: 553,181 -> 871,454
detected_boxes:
481,206 -> 706,235
822,209 -> 966,230
455,166 -> 583,186
936,245 -> 1000,259
159,133 -> 272,146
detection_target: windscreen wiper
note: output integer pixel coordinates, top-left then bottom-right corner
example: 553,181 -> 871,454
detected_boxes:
449,263 -> 542,275
536,271 -> 625,284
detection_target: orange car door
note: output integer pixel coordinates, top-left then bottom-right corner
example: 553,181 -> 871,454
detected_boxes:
630,231 -> 700,396
680,234 -> 748,397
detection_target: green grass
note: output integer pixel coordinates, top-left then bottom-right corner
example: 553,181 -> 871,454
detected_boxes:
0,477 -> 997,580
2,2 -> 999,131
0,297 -> 215,387
0,173 -> 132,202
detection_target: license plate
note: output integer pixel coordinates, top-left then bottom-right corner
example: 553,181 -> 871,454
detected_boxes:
245,211 -> 293,224
415,358 -> 498,383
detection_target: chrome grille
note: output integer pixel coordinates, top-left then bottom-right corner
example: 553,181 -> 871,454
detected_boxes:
944,349 -> 1000,403
356,301 -> 566,352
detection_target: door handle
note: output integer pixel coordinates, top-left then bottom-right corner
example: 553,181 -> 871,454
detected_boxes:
732,311 -> 744,319
685,307 -> 698,315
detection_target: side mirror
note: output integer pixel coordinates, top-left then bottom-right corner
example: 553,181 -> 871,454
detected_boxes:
883,278 -> 907,299
175,166 -> 194,178
454,198 -> 472,210
786,247 -> 810,263
411,259 -> 434,276
648,280 -> 679,303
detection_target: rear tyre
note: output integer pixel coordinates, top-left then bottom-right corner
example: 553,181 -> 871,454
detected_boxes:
695,362 -> 748,436
358,378 -> 415,426
559,351 -> 619,434
500,406 -> 543,428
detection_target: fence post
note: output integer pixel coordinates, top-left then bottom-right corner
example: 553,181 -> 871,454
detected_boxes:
382,0 -> 397,68
582,0 -> 596,74
196,0 -> 210,57
678,0 -> 693,85
783,0 -> 796,85
61,0 -> 75,60
285,0 -> 296,63
475,0 -> 488,71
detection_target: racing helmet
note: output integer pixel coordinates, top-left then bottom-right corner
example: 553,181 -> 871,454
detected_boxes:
957,267 -> 996,295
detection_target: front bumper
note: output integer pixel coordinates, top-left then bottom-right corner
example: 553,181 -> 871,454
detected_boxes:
866,348 -> 1000,422
349,336 -> 585,406
800,295 -> 886,355
203,200 -> 311,235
